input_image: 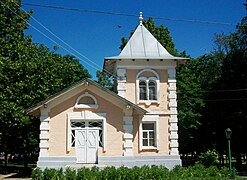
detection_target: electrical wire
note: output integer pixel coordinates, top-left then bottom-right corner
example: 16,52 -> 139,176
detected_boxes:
1,1 -> 119,81
177,88 -> 247,94
2,1 -> 247,97
22,2 -> 239,27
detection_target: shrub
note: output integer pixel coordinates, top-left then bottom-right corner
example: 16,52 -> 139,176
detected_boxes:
197,149 -> 219,167
31,164 -> 234,180
64,168 -> 76,180
31,168 -> 43,180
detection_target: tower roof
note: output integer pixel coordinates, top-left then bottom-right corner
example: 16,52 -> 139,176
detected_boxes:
105,12 -> 188,61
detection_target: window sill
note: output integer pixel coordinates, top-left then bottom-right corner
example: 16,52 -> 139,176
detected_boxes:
74,104 -> 98,109
141,146 -> 158,150
138,100 -> 159,106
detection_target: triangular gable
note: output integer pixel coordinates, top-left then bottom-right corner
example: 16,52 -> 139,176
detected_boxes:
27,78 -> 146,115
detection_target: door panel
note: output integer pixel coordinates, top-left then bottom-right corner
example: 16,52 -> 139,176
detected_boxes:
75,130 -> 86,163
75,129 -> 99,163
87,130 -> 98,163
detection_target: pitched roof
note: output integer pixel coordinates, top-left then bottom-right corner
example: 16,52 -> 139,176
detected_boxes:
27,78 -> 147,114
105,15 -> 188,60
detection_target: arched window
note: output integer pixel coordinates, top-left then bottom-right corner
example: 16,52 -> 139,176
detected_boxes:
148,81 -> 157,100
136,69 -> 159,104
74,92 -> 98,109
139,81 -> 147,100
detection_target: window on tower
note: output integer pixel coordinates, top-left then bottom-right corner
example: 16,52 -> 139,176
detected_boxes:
136,69 -> 159,104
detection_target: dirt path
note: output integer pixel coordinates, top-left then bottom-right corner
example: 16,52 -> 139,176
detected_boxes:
0,173 -> 30,179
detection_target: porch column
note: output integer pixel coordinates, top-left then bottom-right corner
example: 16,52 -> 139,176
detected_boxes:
39,107 -> 50,157
168,69 -> 179,155
123,107 -> 133,156
117,68 -> 126,98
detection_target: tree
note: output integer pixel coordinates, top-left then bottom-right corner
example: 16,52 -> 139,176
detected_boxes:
0,0 -> 91,167
209,5 -> 247,166
177,54 -> 221,156
178,3 -> 247,167
96,70 -> 114,91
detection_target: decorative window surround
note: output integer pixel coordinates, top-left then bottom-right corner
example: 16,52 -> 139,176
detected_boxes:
74,92 -> 98,109
39,108 -> 50,157
168,68 -> 179,155
67,111 -> 106,152
117,68 -> 126,98
136,69 -> 160,105
139,115 -> 159,150
123,108 -> 133,156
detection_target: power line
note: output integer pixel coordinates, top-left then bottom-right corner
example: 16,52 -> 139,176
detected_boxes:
177,88 -> 247,94
1,1 -> 119,81
22,3 -> 239,27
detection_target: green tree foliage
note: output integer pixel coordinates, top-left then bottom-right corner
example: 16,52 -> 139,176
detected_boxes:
178,3 -> 247,168
96,70 -> 114,91
177,54 -> 221,154
206,5 -> 247,167
0,0 -> 91,166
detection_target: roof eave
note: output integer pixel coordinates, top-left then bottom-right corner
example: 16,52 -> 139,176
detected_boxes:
104,56 -> 189,60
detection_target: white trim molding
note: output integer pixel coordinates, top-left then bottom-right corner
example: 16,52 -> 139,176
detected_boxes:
136,69 -> 160,105
123,108 -> 133,156
139,115 -> 159,151
117,68 -> 126,98
74,92 -> 98,109
67,111 -> 106,152
167,68 -> 179,155
39,108 -> 50,157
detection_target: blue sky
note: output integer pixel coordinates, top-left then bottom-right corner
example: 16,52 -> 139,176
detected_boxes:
22,0 -> 246,78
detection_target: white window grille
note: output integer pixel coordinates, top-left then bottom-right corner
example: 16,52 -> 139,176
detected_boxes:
142,123 -> 156,147
70,121 -> 103,148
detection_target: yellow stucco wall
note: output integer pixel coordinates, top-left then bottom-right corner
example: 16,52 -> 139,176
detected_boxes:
45,75 -> 170,157
125,69 -> 169,112
48,88 -> 125,157
132,115 -> 170,155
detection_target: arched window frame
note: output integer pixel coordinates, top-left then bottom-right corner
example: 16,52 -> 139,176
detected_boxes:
74,92 -> 98,109
136,69 -> 160,105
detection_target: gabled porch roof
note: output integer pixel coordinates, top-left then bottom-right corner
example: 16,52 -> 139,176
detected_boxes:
27,78 -> 147,115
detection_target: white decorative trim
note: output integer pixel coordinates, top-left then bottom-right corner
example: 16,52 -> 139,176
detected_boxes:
67,111 -> 106,152
117,68 -> 126,98
74,92 -> 98,109
136,69 -> 160,105
168,68 -> 179,155
39,111 -> 50,157
136,69 -> 160,79
123,108 -> 133,156
139,115 -> 159,150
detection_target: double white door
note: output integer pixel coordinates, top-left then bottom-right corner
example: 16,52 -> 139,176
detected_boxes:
75,129 -> 99,163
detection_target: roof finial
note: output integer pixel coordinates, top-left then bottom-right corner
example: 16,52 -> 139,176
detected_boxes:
139,12 -> 143,25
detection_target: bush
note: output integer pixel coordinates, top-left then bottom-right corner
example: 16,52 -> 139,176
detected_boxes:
197,149 -> 220,167
31,165 -> 234,180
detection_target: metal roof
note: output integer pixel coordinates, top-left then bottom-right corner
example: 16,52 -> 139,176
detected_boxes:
105,13 -> 188,60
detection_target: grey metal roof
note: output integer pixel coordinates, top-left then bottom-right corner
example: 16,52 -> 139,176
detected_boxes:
27,78 -> 147,114
105,22 -> 188,60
